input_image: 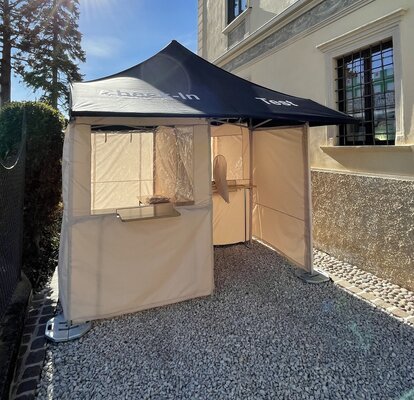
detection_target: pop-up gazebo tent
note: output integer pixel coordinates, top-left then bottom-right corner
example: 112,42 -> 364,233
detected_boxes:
52,41 -> 354,339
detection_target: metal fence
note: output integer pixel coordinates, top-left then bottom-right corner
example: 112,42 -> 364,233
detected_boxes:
0,115 -> 26,320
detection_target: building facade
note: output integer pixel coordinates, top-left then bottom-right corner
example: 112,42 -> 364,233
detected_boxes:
198,0 -> 414,290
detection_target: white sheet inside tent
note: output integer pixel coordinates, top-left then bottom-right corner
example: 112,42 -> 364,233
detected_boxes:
59,118 -> 214,323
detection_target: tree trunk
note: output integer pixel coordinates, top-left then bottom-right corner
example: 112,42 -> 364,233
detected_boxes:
0,0 -> 12,107
50,0 -> 58,109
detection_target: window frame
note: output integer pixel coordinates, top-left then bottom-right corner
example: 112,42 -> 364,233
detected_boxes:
226,0 -> 249,25
336,40 -> 396,146
316,9 -> 405,146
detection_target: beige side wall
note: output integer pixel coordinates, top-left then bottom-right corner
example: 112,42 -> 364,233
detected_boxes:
249,0 -> 298,32
201,0 -> 414,177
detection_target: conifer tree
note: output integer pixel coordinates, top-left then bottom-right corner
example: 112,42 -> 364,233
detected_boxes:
0,0 -> 38,106
21,0 -> 85,109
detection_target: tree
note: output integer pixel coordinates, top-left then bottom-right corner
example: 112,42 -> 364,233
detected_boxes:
21,0 -> 85,109
0,0 -> 39,106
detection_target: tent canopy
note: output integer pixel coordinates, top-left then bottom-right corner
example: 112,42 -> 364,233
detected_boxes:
71,40 -> 355,127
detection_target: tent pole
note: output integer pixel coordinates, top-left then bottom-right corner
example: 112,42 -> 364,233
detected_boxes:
248,119 -> 254,246
304,123 -> 314,274
296,123 -> 329,284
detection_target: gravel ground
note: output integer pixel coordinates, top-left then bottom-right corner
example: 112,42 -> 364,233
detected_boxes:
314,250 -> 414,315
36,243 -> 414,400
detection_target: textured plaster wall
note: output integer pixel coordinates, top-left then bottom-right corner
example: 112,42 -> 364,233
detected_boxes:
200,0 -> 227,60
312,170 -> 414,291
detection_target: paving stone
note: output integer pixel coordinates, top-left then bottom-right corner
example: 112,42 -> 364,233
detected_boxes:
25,317 -> 38,326
28,309 -> 40,318
23,324 -> 37,335
15,356 -> 23,376
30,337 -> 46,351
21,334 -> 32,345
328,274 -> 341,282
390,308 -> 410,319
30,300 -> 43,308
18,345 -> 28,358
347,286 -> 364,295
26,349 -> 45,365
41,305 -> 55,316
22,365 -> 41,380
36,324 -> 47,337
16,379 -> 38,395
373,299 -> 394,310
336,280 -> 353,288
38,315 -> 51,324
359,292 -> 378,301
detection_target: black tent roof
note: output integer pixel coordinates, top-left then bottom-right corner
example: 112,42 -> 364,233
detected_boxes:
71,40 -> 356,127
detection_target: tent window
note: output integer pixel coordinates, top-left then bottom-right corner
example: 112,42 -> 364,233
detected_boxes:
91,126 -> 194,214
336,40 -> 395,145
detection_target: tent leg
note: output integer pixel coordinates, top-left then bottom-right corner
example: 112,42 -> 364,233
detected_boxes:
45,313 -> 92,343
248,123 -> 254,246
296,268 -> 330,283
297,123 -> 330,284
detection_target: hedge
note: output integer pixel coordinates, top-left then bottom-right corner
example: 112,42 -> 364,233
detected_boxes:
0,102 -> 65,289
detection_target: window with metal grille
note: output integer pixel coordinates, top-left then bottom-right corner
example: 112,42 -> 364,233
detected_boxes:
336,40 -> 395,145
227,0 -> 248,24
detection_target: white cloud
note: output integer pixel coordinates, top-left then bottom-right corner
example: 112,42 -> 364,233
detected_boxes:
83,37 -> 123,59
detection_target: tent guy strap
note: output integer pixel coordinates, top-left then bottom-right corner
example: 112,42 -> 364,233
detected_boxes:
70,40 -> 357,128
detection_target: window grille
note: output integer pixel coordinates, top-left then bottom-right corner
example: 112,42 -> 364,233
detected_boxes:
227,0 -> 248,24
336,40 -> 395,145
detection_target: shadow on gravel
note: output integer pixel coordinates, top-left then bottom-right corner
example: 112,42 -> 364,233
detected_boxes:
37,242 -> 414,400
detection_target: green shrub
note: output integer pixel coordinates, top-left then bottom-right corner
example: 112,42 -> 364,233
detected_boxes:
0,102 -> 65,289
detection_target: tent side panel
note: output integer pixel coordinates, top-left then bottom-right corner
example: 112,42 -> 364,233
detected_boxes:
69,208 -> 213,323
252,128 -> 310,270
65,123 -> 213,323
58,124 -> 74,319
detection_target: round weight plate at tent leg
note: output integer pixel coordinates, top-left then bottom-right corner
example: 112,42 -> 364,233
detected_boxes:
45,313 -> 92,343
295,269 -> 331,284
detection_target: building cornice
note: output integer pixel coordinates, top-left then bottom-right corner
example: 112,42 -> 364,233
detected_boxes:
316,8 -> 407,53
214,0 -> 375,72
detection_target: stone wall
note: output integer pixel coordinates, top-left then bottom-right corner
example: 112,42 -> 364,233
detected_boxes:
312,170 -> 414,291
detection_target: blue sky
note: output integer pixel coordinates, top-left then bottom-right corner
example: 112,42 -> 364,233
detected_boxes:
12,0 -> 198,101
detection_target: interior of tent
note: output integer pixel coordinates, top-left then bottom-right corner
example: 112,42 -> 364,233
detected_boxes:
59,116 -> 312,324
